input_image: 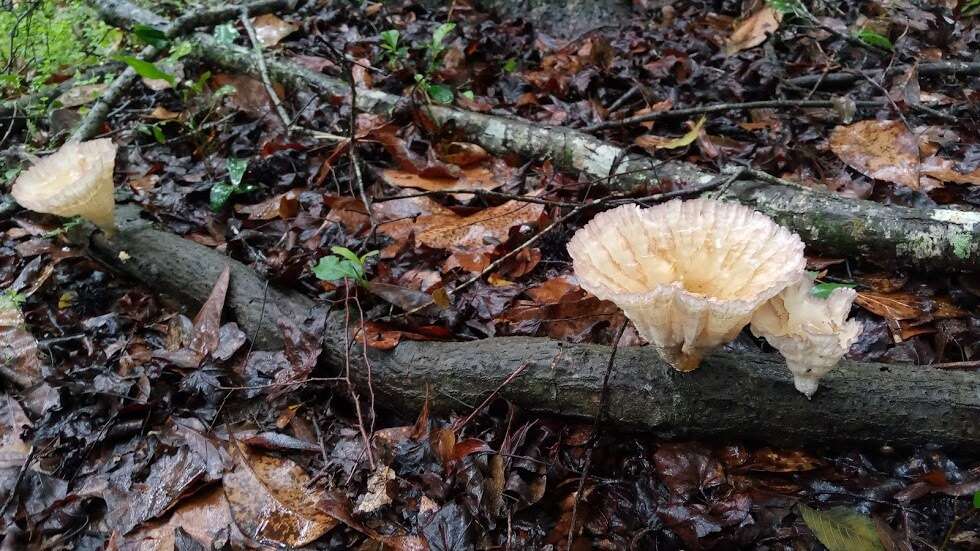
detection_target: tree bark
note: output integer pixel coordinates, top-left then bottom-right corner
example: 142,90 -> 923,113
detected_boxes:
90,208 -> 980,449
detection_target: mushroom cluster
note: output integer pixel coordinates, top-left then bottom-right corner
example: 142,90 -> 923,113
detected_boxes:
11,138 -> 118,233
567,198 -> 860,397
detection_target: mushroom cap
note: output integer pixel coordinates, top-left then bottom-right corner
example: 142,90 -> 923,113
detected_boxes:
567,199 -> 806,371
11,138 -> 117,232
751,276 -> 862,398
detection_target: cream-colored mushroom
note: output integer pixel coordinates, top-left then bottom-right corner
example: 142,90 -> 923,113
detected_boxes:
11,138 -> 118,233
751,275 -> 862,398
567,199 -> 805,371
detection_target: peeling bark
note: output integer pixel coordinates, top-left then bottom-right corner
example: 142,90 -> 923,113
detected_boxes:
89,208 -> 980,449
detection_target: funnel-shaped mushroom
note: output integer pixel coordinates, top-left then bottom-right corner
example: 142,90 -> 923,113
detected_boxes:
751,276 -> 862,398
567,199 -> 805,371
11,138 -> 118,233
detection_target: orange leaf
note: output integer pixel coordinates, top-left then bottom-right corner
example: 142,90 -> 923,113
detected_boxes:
725,6 -> 782,55
829,120 -> 920,189
416,200 -> 544,251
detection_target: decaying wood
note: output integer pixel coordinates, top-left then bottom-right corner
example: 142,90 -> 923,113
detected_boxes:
90,208 -> 980,449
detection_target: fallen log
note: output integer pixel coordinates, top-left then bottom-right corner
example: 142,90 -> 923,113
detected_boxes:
83,0 -> 980,273
90,208 -> 980,449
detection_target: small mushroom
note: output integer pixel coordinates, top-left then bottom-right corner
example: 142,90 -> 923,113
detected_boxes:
11,138 -> 118,233
750,275 -> 862,398
567,199 -> 805,371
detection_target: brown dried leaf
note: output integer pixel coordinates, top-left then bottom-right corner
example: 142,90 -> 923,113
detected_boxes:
416,200 -> 544,250
920,156 -> 980,185
114,487 -> 251,551
0,394 -> 32,470
830,120 -> 920,189
435,142 -> 489,167
855,291 -> 924,321
190,266 -> 230,358
224,440 -> 338,547
725,6 -> 782,55
56,83 -> 107,108
235,189 -> 300,220
0,301 -> 42,387
212,73 -> 285,118
251,14 -> 298,47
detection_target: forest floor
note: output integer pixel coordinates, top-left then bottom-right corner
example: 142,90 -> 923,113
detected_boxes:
2,0 -> 980,549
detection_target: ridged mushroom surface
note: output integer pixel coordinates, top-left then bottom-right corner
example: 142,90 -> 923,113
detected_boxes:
567,199 -> 806,371
11,138 -> 118,232
751,276 -> 862,397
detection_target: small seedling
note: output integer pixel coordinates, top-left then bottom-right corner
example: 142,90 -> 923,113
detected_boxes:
42,217 -> 86,237
810,282 -> 856,299
379,29 -> 408,70
210,157 -> 256,211
855,28 -> 893,50
0,289 -> 26,310
311,246 -> 379,286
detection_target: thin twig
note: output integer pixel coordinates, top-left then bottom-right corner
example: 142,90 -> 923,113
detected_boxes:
453,362 -> 529,433
566,321 -> 628,551
239,7 -> 293,133
583,99 -> 885,133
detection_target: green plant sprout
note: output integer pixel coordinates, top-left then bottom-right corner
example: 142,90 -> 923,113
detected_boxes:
379,29 -> 409,70
311,246 -> 379,286
0,289 -> 27,310
210,158 -> 256,211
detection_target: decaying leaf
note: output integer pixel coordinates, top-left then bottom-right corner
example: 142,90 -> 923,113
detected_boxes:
855,291 -> 967,322
224,440 -> 338,547
251,14 -> 298,47
0,298 -> 43,387
725,6 -> 782,55
799,505 -> 886,551
56,83 -> 107,108
415,200 -> 544,251
354,464 -> 396,514
114,486 -> 251,550
235,189 -> 301,220
380,166 -> 504,201
635,116 -> 706,151
830,120 -> 920,189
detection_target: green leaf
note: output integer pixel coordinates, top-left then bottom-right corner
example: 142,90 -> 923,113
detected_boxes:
431,22 -> 456,48
311,255 -> 363,283
167,40 -> 193,63
149,124 -> 166,144
427,83 -> 454,104
380,29 -> 400,50
214,22 -> 239,45
226,157 -> 249,187
502,58 -> 518,73
330,246 -> 361,264
209,181 -> 237,211
113,55 -> 175,85
963,0 -> 980,16
132,24 -> 168,48
460,89 -> 475,101
766,0 -> 809,18
974,491 -> 979,509
799,505 -> 885,551
855,29 -> 893,50
811,282 -> 856,299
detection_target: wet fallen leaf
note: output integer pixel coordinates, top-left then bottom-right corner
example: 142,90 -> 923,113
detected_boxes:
113,486 -> 251,550
153,267 -> 229,367
234,189 -> 300,220
415,200 -> 544,250
212,73 -> 285,119
251,14 -> 298,47
435,142 -> 489,167
830,120 -> 920,189
855,291 -> 967,322
354,464 -> 396,514
0,298 -> 42,387
224,440 -> 338,547
799,505 -> 885,551
380,166 -> 503,200
725,6 -> 782,55
920,155 -> 980,186
56,83 -> 107,108
635,116 -> 706,151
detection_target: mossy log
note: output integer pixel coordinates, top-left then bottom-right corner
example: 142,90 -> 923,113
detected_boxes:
90,209 -> 980,450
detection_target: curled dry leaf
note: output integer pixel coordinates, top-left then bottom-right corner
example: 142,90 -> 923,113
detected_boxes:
224,440 -> 338,547
830,120 -> 921,189
251,14 -> 298,47
725,6 -> 782,55
855,291 -> 967,322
